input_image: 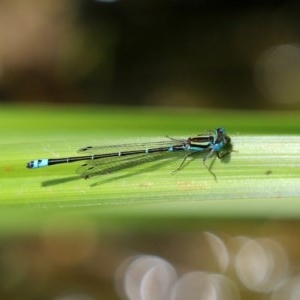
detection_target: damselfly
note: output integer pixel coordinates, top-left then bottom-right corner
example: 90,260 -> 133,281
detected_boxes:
26,127 -> 233,180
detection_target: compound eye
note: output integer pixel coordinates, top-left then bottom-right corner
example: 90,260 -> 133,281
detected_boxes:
216,127 -> 225,135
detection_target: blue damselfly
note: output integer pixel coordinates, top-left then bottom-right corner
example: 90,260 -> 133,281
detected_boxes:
26,127 -> 232,180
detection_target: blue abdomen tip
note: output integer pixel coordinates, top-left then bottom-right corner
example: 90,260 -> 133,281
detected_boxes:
27,159 -> 49,169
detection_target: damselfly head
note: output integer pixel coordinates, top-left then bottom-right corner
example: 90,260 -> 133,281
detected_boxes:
215,127 -> 226,136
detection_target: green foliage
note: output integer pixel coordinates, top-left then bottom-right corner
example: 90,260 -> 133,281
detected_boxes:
0,105 -> 299,232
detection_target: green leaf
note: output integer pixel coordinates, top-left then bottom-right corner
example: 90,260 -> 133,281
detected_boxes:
0,105 -> 299,232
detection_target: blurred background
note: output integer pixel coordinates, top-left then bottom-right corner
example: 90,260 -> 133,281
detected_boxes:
1,0 -> 300,109
0,216 -> 299,300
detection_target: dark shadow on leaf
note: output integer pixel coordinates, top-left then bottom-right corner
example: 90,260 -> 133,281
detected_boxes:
220,152 -> 232,164
41,176 -> 81,187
